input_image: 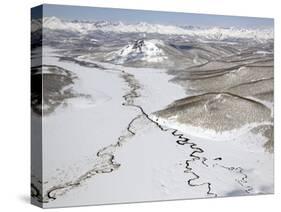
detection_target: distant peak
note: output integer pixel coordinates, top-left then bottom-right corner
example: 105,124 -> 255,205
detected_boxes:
38,16 -> 273,41
105,39 -> 167,64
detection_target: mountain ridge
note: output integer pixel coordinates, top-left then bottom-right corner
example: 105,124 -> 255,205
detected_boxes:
31,16 -> 274,42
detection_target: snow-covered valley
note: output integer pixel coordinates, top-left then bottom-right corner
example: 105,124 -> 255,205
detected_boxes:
31,14 -> 274,208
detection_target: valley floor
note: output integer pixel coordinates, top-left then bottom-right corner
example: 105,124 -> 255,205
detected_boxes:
33,47 -> 273,208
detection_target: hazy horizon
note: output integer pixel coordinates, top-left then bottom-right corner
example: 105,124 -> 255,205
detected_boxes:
32,4 -> 274,28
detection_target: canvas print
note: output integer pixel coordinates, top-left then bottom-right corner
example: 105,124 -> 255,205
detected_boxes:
31,4 -> 274,208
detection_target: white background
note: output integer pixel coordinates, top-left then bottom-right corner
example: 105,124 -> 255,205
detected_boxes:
0,0 -> 279,211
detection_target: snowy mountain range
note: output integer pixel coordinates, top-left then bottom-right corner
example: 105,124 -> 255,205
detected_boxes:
32,17 -> 274,42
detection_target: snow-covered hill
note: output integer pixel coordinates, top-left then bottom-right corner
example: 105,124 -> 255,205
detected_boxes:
105,39 -> 167,64
32,16 -> 274,42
